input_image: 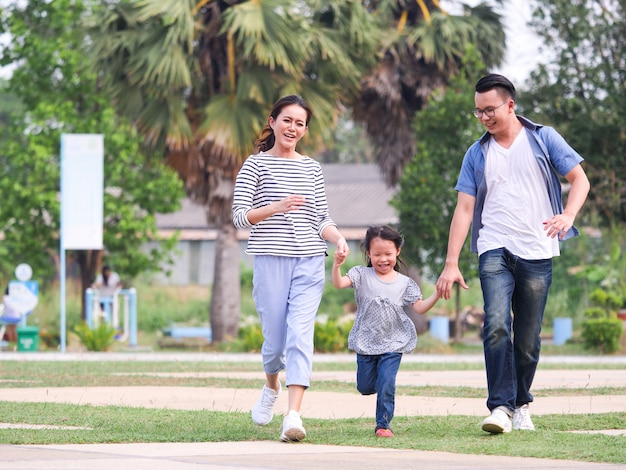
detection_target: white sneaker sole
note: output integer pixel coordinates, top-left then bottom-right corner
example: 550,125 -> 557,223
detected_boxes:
281,427 -> 306,442
481,421 -> 511,434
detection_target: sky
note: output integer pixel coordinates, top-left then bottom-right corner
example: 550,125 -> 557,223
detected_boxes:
0,0 -> 545,85
442,0 -> 546,86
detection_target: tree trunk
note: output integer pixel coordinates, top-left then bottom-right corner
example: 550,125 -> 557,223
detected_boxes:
76,250 -> 103,321
453,282 -> 462,342
209,221 -> 241,342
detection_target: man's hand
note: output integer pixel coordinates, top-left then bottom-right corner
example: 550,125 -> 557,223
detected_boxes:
543,212 -> 575,239
436,265 -> 469,300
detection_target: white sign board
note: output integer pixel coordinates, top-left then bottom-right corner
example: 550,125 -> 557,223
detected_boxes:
8,280 -> 38,316
60,134 -> 104,249
15,263 -> 33,281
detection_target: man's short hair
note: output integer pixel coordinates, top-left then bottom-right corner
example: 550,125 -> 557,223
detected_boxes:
475,74 -> 516,101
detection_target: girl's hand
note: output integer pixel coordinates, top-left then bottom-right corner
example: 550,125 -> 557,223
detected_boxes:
335,237 -> 349,257
334,250 -> 347,266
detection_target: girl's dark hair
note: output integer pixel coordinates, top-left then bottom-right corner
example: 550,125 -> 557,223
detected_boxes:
361,225 -> 406,273
255,95 -> 313,153
475,73 -> 516,101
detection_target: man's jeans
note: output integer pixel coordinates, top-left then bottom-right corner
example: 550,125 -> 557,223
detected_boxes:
356,352 -> 402,430
479,248 -> 552,412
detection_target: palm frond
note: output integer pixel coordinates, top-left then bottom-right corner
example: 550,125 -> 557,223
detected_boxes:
199,93 -> 264,164
223,0 -> 307,76
408,12 -> 474,72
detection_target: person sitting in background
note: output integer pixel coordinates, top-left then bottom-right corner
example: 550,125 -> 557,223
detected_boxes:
1,288 -> 21,343
93,265 -> 122,312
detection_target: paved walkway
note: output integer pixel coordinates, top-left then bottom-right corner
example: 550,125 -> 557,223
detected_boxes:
1,352 -> 625,469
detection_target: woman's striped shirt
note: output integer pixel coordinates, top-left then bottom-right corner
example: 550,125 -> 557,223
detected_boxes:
232,153 -> 336,257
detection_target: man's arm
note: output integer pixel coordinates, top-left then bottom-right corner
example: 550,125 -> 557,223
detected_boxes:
436,192 -> 475,300
543,164 -> 590,239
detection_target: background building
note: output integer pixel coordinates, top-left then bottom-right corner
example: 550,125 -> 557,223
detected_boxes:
150,163 -> 398,285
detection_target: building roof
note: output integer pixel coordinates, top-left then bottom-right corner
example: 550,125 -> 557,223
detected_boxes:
156,163 -> 398,241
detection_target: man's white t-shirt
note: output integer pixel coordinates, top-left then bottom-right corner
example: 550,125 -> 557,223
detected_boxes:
478,130 -> 559,259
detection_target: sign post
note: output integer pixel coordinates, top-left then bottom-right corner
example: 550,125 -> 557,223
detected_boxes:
60,134 -> 104,352
10,263 -> 38,326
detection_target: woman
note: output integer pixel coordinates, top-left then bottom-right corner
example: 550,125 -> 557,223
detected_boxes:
233,95 -> 349,442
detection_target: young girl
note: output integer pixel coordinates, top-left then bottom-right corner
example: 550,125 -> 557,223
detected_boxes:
332,225 -> 440,438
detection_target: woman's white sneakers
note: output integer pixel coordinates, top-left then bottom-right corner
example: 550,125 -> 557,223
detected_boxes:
251,383 -> 281,426
280,410 -> 306,442
251,385 -> 306,442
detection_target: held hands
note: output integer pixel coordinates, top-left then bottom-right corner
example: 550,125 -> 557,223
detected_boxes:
335,237 -> 350,258
543,212 -> 575,239
436,264 -> 469,301
334,249 -> 348,266
332,243 -> 351,289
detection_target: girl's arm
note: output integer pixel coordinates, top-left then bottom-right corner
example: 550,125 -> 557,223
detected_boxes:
331,251 -> 352,289
411,291 -> 441,315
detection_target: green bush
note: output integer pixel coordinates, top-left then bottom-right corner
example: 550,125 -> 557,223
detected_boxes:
581,318 -> 623,353
581,288 -> 624,353
240,264 -> 254,289
238,323 -> 264,352
73,322 -> 117,352
314,319 -> 352,352
236,317 -> 354,353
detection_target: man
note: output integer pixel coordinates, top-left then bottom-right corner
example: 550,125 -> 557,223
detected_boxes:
436,74 -> 590,433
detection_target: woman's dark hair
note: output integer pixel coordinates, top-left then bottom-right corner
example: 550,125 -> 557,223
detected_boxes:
102,265 -> 111,286
255,95 -> 313,153
475,73 -> 516,101
361,225 -> 406,273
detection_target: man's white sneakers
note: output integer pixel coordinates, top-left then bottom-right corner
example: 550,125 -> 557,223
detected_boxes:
513,404 -> 536,430
481,407 -> 513,434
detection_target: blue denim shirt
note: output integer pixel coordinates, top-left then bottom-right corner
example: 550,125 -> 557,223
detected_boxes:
455,116 -> 584,253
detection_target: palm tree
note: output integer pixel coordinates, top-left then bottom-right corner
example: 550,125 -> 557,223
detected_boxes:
353,0 -> 506,186
88,0 -> 379,341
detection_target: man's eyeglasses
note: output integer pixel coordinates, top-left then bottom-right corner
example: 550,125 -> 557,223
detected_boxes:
473,100 -> 509,119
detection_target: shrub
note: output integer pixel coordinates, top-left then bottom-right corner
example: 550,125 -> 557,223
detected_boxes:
581,318 -> 623,353
238,323 -> 264,352
73,322 -> 117,352
236,317 -> 354,353
581,288 -> 624,353
314,318 -> 353,353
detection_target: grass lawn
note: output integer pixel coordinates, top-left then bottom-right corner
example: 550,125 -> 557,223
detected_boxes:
0,358 -> 625,464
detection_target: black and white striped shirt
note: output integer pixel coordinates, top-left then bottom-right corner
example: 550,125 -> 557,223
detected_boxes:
232,153 -> 336,257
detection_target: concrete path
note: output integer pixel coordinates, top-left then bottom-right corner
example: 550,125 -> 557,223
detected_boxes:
1,352 -> 625,469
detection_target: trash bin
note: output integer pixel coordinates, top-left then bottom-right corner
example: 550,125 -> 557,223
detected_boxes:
429,316 -> 449,343
553,318 -> 573,346
17,326 -> 39,352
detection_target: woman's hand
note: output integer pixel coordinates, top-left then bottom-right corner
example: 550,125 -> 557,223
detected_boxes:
278,194 -> 306,213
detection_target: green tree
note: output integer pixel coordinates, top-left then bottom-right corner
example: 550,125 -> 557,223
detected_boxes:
522,0 -> 625,228
521,0 -> 626,323
88,0 -> 379,341
88,0 -> 506,341
353,0 -> 506,186
0,0 -> 184,316
392,58 -> 485,340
